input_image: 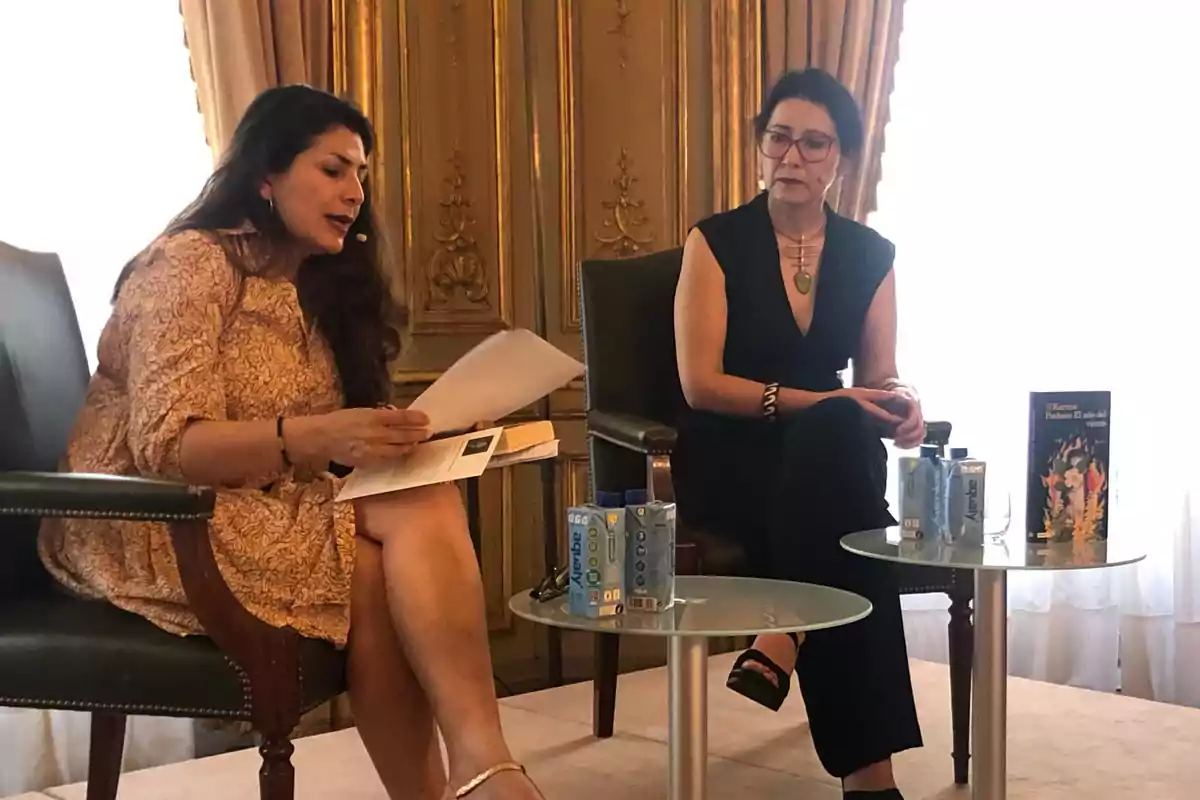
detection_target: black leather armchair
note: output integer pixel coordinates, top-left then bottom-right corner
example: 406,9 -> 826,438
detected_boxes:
0,241 -> 346,800
580,247 -> 975,785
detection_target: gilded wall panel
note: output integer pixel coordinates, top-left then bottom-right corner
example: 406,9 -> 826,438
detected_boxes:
401,0 -> 512,334
557,0 -> 684,331
333,0 -> 762,684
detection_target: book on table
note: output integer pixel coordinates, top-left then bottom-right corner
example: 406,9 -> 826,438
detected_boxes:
1025,390 -> 1111,544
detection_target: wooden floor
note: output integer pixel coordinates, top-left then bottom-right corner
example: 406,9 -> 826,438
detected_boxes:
18,654 -> 1200,799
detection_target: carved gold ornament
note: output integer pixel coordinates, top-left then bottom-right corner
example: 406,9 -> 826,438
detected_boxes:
428,150 -> 489,307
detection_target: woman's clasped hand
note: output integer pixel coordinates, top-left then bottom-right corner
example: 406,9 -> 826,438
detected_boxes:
830,387 -> 926,449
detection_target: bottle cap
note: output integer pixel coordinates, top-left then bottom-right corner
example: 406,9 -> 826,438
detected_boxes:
950,447 -> 969,459
595,491 -> 623,508
624,489 -> 648,506
920,444 -> 939,459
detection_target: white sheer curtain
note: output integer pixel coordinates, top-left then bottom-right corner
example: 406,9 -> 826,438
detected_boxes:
0,2 -> 212,792
870,0 -> 1200,704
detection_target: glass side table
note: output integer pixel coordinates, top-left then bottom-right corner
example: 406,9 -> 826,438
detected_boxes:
510,575 -> 872,800
840,529 -> 1145,800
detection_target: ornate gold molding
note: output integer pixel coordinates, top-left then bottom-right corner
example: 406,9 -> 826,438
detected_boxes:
710,0 -> 762,211
556,0 -> 579,331
593,147 -> 653,258
398,0 -> 511,334
428,150 -> 490,307
332,0 -> 389,222
446,0 -> 466,67
608,0 -> 632,69
675,0 -> 689,243
557,0 -> 684,330
490,0 -> 512,330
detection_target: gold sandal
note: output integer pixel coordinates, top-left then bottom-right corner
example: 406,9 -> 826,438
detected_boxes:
454,761 -> 539,798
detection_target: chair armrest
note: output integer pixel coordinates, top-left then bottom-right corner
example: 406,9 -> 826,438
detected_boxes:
2,472 -> 303,727
587,410 -> 677,455
0,471 -> 215,521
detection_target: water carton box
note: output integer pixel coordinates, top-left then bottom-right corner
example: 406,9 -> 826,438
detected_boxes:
898,445 -> 948,540
568,497 -> 626,618
946,454 -> 986,545
897,456 -> 925,539
624,496 -> 676,612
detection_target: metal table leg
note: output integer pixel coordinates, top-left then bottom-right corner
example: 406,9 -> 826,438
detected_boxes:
668,635 -> 708,800
972,570 -> 1007,800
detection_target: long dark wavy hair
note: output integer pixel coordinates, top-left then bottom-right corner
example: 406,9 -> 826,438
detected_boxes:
113,84 -> 403,408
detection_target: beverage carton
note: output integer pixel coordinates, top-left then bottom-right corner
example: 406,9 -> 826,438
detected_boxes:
623,489 -> 676,612
568,491 -> 626,618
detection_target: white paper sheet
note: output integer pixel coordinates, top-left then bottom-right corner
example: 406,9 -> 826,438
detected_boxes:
336,428 -> 503,501
409,328 -> 585,435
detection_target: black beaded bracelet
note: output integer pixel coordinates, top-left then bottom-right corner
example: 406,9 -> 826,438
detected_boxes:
762,382 -> 780,422
276,416 -> 292,467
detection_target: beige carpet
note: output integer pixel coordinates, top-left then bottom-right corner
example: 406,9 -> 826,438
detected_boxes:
23,655 -> 1200,799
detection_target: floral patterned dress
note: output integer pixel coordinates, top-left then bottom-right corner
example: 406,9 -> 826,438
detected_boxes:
37,227 -> 357,646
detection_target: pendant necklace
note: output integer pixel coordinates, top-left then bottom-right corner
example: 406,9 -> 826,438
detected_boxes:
777,225 -> 826,295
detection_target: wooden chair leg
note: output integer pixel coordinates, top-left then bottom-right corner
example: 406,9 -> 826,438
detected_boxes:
948,586 -> 974,785
592,632 -> 620,738
169,519 -> 301,800
86,711 -> 126,800
259,732 -> 296,800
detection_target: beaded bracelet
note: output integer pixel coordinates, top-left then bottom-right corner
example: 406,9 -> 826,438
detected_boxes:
762,382 -> 780,422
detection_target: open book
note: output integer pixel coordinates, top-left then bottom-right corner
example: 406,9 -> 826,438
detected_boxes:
335,420 -> 559,501
336,331 -> 582,501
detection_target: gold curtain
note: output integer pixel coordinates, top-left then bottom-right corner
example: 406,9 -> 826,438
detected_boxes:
762,0 -> 904,221
180,0 -> 331,162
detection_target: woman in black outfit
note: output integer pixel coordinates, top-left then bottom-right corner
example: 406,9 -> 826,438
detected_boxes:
671,68 -> 926,799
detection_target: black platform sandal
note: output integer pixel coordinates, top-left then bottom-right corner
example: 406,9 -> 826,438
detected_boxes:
725,632 -> 800,711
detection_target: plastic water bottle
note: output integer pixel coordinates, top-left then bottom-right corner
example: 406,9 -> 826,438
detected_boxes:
945,447 -> 986,545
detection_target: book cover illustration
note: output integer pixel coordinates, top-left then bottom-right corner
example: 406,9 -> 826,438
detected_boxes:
1025,391 -> 1110,543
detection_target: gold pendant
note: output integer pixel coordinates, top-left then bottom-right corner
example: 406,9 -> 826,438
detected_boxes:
793,269 -> 813,294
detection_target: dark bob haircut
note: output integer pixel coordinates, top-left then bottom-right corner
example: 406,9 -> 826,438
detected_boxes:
754,68 -> 865,161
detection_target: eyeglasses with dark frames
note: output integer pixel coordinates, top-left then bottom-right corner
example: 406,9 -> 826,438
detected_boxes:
529,565 -> 569,602
758,128 -> 838,164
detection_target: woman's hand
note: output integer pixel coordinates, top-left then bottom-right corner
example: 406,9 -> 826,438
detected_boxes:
885,384 -> 926,449
833,387 -> 905,429
289,407 -> 430,467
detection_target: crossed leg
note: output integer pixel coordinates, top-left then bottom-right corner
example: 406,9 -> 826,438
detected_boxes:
353,483 -> 542,800
348,535 -> 446,799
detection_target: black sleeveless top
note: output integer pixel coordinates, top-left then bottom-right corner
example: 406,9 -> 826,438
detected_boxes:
679,191 -> 895,438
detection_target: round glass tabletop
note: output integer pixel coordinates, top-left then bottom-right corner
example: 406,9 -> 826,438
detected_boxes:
840,527 -> 1146,572
509,575 -> 872,637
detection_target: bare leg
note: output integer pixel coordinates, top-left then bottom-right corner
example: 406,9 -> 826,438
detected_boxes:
842,759 -> 897,792
349,536 -> 446,800
356,484 -> 541,800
